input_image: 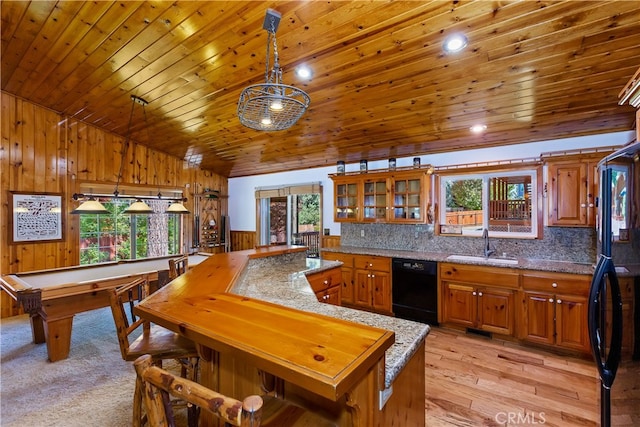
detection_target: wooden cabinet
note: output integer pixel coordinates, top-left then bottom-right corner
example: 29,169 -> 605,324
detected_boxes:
194,190 -> 226,253
439,263 -> 594,354
520,271 -> 591,353
546,157 -> 601,227
331,168 -> 430,224
322,252 -> 356,305
353,254 -> 392,314
334,179 -> 359,222
305,267 -> 342,306
321,253 -> 392,314
362,176 -> 389,221
440,263 -> 518,335
618,277 -> 635,358
390,174 -> 427,222
321,252 -> 392,314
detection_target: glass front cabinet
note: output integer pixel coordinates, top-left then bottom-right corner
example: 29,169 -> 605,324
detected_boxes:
334,179 -> 359,221
331,169 -> 429,224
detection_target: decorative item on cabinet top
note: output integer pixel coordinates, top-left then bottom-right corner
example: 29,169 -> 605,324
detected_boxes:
328,163 -> 434,177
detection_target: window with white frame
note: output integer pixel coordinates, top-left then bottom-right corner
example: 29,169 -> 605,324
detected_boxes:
438,168 -> 539,238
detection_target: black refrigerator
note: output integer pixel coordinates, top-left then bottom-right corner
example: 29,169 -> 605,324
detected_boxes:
588,141 -> 640,427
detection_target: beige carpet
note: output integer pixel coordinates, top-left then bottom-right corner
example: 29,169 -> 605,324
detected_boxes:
1,307 -> 141,426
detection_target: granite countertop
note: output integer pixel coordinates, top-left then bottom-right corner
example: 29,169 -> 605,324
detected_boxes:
231,254 -> 429,389
322,246 -> 640,277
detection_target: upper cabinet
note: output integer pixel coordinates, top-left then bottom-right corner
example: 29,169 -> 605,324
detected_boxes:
331,168 -> 431,224
544,152 -> 617,227
334,179 -> 359,221
546,158 -> 599,227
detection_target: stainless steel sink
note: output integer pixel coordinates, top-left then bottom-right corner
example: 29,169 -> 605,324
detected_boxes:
446,254 -> 519,265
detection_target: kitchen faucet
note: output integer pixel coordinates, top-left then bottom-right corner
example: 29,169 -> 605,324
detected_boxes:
482,228 -> 495,258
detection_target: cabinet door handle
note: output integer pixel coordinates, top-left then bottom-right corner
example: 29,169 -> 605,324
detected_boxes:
548,298 -> 554,303
588,203 -> 594,208
478,292 -> 483,297
552,282 -> 558,288
371,274 -> 376,278
580,203 -> 586,208
472,291 -> 477,296
323,280 -> 329,285
557,299 -> 562,304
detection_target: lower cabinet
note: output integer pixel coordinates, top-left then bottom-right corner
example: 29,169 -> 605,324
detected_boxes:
353,254 -> 392,314
441,263 -> 517,335
321,252 -> 392,315
519,272 -> 591,354
305,267 -> 342,306
322,252 -> 356,305
619,277 -> 635,358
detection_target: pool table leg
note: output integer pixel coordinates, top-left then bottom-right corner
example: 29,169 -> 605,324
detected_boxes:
42,316 -> 74,362
29,312 -> 46,344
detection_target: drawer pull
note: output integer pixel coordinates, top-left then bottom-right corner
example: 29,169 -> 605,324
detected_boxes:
551,282 -> 558,288
323,280 -> 329,285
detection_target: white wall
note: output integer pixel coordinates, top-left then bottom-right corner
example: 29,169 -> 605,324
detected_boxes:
228,130 -> 635,233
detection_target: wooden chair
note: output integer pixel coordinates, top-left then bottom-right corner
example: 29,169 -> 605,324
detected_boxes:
109,277 -> 199,427
134,354 -> 337,427
168,255 -> 189,280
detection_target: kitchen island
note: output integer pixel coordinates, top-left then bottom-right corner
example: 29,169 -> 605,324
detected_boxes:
135,246 -> 429,426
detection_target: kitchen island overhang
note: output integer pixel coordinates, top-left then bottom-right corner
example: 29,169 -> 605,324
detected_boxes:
134,246 -> 429,426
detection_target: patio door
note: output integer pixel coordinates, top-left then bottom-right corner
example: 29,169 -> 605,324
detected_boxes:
256,183 -> 322,255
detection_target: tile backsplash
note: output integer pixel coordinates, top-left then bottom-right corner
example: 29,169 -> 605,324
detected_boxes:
339,223 -> 637,265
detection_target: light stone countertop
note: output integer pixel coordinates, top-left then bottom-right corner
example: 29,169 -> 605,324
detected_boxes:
231,253 -> 429,389
322,246 -> 640,277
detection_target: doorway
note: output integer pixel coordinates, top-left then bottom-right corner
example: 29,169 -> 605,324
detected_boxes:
256,183 -> 322,257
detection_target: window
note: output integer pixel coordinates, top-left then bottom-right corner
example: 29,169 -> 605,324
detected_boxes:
439,169 -> 539,238
79,198 -> 182,265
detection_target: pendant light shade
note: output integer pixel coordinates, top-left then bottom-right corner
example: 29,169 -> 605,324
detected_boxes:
123,199 -> 154,215
71,197 -> 109,215
166,202 -> 190,214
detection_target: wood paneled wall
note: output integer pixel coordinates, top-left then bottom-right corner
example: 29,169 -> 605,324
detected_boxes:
0,92 -> 227,317
230,231 -> 257,252
229,232 -> 341,253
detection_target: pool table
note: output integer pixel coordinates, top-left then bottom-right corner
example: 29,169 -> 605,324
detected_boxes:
0,253 -> 210,362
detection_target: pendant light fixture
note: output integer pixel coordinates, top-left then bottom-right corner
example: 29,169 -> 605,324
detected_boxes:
70,195 -> 109,214
71,95 -> 188,215
237,9 -> 310,131
166,198 -> 190,214
122,95 -> 154,215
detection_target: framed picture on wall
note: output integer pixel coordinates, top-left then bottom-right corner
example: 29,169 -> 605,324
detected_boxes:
10,192 -> 64,243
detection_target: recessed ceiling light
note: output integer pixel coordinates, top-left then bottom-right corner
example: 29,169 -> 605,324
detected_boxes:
443,34 -> 468,53
296,65 -> 312,79
470,124 -> 487,133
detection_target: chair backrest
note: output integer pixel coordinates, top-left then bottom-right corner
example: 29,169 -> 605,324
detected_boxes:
134,354 -> 262,427
168,255 -> 189,279
109,277 -> 150,361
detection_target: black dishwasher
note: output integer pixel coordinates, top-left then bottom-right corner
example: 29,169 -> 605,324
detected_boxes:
392,258 -> 438,325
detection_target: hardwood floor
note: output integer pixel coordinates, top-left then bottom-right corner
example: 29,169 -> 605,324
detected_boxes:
425,327 -> 601,427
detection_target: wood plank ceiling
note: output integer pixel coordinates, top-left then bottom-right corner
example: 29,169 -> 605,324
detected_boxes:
2,1 -> 639,178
